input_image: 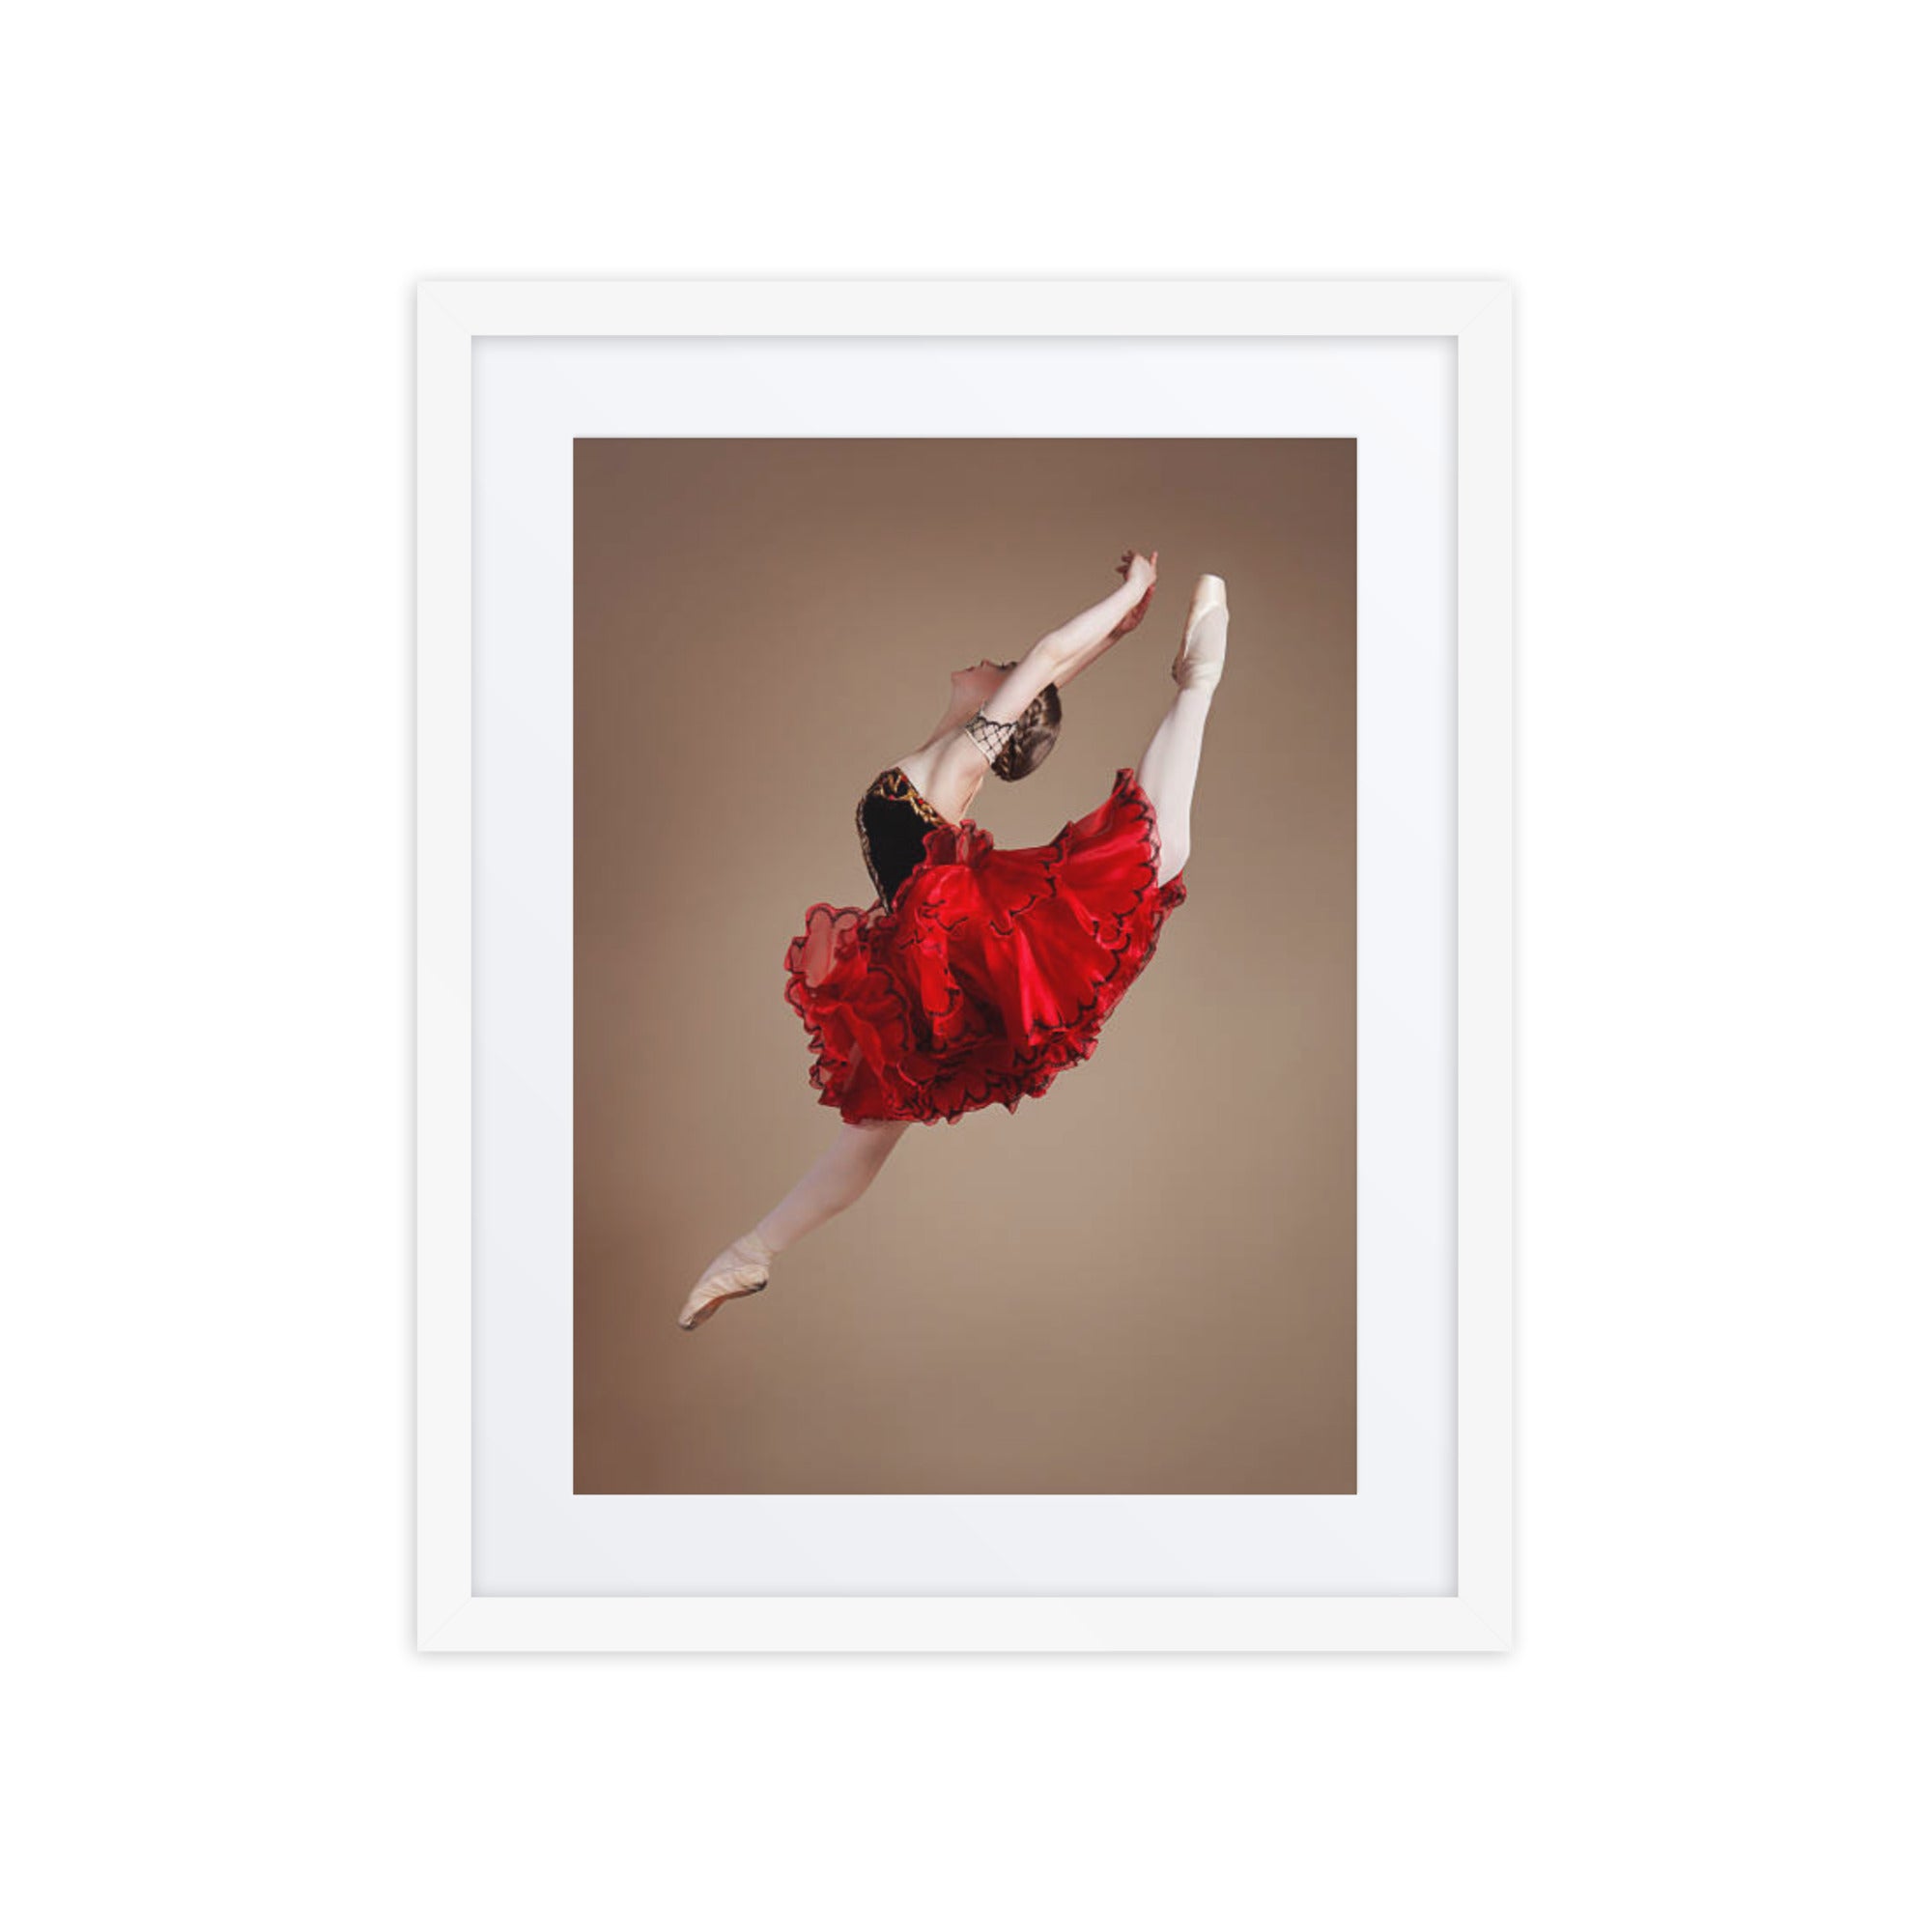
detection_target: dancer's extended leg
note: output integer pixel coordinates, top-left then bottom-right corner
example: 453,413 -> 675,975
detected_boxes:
1136,583 -> 1228,889
754,1120 -> 912,1252
677,1120 -> 913,1329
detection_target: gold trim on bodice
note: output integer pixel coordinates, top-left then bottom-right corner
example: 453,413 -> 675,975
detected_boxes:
882,766 -> 950,826
856,766 -> 952,906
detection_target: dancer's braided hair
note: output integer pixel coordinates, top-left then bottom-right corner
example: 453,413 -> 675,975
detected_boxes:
987,663 -> 1063,781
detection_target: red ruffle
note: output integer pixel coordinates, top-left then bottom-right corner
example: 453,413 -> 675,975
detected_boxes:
783,766 -> 1187,1125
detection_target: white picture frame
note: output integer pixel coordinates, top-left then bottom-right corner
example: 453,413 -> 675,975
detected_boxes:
416,277 -> 1514,1653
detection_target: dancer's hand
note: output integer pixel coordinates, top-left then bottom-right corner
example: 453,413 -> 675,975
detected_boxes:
1112,549 -> 1158,635
1117,549 -> 1158,597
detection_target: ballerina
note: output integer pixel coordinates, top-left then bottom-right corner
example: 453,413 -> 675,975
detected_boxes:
677,550 -> 1230,1329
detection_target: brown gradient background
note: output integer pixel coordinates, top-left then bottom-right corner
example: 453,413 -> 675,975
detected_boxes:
575,439 -> 1355,1493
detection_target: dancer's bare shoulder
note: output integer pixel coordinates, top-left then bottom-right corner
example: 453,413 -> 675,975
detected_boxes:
893,732 -> 981,822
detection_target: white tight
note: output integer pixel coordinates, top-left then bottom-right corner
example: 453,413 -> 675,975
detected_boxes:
1135,609 -> 1225,887
752,1120 -> 914,1255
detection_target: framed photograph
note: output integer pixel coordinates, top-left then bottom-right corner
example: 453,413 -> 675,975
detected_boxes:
416,278 -> 1514,1652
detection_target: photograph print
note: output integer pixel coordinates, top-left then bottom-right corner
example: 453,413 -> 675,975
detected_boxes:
574,437 -> 1356,1496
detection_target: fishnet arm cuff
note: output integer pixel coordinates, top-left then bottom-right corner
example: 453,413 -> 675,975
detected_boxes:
964,709 -> 1019,766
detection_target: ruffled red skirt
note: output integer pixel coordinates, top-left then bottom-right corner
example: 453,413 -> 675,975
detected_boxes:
784,766 -> 1187,1125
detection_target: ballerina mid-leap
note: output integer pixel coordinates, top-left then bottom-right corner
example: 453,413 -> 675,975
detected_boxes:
678,550 -> 1230,1329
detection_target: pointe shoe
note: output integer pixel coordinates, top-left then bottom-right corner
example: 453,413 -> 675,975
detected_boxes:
1173,574 -> 1229,693
677,1230 -> 777,1331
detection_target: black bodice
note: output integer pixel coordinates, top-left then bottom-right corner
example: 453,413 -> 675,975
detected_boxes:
857,767 -> 951,908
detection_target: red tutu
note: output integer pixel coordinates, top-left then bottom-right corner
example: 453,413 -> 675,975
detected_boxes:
783,767 -> 1187,1125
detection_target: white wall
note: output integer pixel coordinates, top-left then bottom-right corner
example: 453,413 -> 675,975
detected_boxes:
6,4 -> 1925,1926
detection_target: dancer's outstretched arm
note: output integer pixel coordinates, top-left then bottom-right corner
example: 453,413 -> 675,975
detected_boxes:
1036,550 -> 1159,690
981,551 -> 1157,721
